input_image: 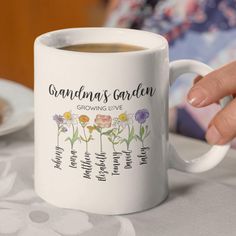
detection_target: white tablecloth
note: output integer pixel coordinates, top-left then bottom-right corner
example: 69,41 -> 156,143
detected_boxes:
0,123 -> 235,236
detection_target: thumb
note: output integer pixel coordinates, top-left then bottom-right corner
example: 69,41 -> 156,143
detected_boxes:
206,98 -> 236,145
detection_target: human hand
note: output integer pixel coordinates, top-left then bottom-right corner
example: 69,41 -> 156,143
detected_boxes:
187,61 -> 236,145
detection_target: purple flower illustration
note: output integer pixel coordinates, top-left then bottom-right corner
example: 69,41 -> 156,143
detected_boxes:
53,114 -> 68,146
53,114 -> 64,125
135,109 -> 149,124
135,109 -> 150,147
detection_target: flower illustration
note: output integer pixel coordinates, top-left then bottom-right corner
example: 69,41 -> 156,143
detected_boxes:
94,114 -> 113,153
63,111 -> 72,120
0,202 -> 92,235
95,114 -> 112,128
64,112 -> 80,149
119,112 -> 136,151
87,126 -> 95,133
53,114 -> 64,125
106,113 -> 133,152
107,127 -> 124,152
114,112 -> 133,128
53,114 -> 67,146
63,111 -> 78,127
79,115 -> 89,125
135,109 -> 149,124
78,115 -> 93,153
118,113 -> 128,122
135,109 -> 150,147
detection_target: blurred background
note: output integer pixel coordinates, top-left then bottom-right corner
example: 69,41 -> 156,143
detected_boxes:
0,0 -> 108,88
1,0 -> 236,145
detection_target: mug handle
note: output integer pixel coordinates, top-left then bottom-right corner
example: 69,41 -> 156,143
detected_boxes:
168,60 -> 232,173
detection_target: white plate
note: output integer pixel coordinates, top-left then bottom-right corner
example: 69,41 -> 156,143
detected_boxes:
0,79 -> 34,136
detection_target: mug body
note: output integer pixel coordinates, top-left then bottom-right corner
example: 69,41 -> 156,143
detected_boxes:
34,28 -> 170,215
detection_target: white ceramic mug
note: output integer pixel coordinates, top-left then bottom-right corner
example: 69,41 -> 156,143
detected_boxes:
34,28 -> 231,215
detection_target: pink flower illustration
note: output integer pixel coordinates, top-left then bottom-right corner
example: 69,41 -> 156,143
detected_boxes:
95,115 -> 112,128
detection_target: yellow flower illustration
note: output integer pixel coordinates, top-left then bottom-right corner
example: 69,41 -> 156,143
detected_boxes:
118,113 -> 128,122
63,112 -> 72,120
79,115 -> 89,123
87,126 -> 95,133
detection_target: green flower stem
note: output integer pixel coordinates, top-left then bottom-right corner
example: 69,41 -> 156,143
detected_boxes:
72,123 -> 75,135
107,126 -> 124,152
128,124 -> 131,135
57,124 -> 63,146
82,126 -> 88,153
127,124 -> 131,151
71,124 -> 75,149
57,132 -> 60,146
140,123 -> 144,148
100,128 -> 103,153
118,126 -> 124,135
111,133 -> 117,152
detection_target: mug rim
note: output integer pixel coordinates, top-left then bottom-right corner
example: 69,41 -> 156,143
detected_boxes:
34,27 -> 168,56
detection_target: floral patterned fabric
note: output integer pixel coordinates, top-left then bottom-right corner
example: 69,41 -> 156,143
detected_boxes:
0,124 -> 136,236
1,124 -> 236,235
106,0 -> 236,147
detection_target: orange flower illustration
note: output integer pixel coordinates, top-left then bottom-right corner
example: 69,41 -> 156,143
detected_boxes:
78,115 -> 93,153
79,115 -> 89,123
87,126 -> 95,133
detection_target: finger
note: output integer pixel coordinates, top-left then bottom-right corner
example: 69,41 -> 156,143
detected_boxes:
205,98 -> 236,145
193,75 -> 222,104
192,82 -> 236,105
193,75 -> 202,85
187,61 -> 236,107
193,75 -> 221,105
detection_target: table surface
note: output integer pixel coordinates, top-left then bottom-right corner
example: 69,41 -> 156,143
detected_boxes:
0,123 -> 235,236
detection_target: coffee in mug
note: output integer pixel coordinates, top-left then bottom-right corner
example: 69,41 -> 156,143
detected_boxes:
60,43 -> 146,53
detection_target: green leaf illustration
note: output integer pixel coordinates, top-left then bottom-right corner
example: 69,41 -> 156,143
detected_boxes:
112,128 -> 118,135
120,139 -> 128,145
126,127 -> 134,144
118,129 -> 124,135
141,126 -> 145,137
108,137 -> 113,143
65,137 -> 72,143
144,130 -> 151,139
130,126 -> 134,138
94,126 -> 101,133
65,137 -> 73,147
74,128 -> 79,139
80,135 -> 87,142
72,137 -> 78,145
102,129 -> 114,136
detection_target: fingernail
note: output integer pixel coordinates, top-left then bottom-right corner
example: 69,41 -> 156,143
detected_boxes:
206,125 -> 222,144
187,88 -> 207,107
